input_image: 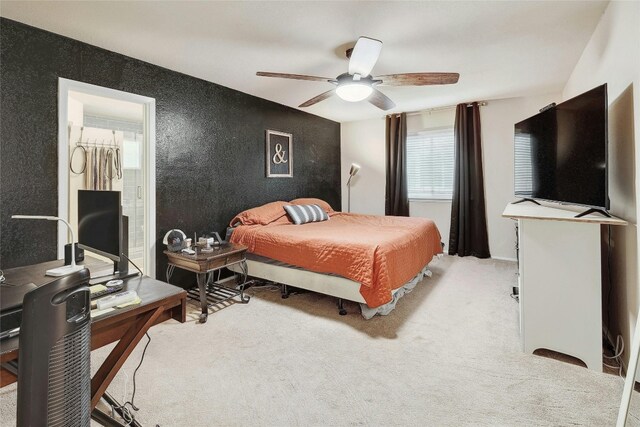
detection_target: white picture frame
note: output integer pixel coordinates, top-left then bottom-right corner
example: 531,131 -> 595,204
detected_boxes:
266,129 -> 293,178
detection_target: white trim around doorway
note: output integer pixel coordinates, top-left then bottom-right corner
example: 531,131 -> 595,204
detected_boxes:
57,78 -> 157,278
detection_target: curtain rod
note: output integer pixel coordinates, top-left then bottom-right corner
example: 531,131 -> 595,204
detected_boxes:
396,101 -> 488,117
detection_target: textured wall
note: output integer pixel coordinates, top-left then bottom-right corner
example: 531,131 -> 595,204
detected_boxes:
0,18 -> 341,276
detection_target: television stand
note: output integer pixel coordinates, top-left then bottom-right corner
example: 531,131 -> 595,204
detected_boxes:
512,198 -> 541,206
503,203 -> 627,372
575,208 -> 611,218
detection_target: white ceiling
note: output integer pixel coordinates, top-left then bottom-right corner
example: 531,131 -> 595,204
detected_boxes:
1,1 -> 607,123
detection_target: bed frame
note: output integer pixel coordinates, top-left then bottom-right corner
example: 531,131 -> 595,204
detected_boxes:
229,254 -> 407,316
225,226 -> 438,316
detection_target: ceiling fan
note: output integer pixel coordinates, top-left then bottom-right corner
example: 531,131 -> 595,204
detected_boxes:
256,36 -> 460,111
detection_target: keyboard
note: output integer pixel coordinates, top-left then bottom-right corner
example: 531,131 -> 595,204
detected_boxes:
89,282 -> 124,300
89,272 -> 140,286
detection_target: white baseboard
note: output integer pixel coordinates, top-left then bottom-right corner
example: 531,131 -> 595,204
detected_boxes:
491,256 -> 517,262
441,254 -> 517,262
218,275 -> 236,284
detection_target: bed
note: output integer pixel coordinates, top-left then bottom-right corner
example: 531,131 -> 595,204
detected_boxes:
227,199 -> 443,318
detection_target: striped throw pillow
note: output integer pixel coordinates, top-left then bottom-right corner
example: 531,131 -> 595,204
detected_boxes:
284,204 -> 329,225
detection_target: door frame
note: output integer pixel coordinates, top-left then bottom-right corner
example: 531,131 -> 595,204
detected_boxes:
57,78 -> 157,278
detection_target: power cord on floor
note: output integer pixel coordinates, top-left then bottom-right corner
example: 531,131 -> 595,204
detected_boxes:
245,280 -> 282,293
603,334 -> 625,379
111,332 -> 152,426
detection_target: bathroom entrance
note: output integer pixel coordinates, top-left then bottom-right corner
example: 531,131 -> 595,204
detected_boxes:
58,79 -> 156,277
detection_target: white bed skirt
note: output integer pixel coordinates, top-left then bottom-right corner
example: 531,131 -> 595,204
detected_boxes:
229,254 -> 434,319
359,265 -> 432,319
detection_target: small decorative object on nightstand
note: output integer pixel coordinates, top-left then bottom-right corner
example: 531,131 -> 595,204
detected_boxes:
164,243 -> 249,323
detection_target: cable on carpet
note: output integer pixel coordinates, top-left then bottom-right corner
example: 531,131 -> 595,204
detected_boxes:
603,334 -> 624,379
245,280 -> 281,293
111,332 -> 152,426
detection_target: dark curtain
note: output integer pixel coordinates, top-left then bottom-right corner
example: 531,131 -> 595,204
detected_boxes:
385,113 -> 409,216
449,103 -> 490,258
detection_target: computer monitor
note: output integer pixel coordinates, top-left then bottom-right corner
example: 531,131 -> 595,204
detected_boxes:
77,190 -> 129,277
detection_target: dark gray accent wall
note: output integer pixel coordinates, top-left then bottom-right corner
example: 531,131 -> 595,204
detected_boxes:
0,18 -> 341,275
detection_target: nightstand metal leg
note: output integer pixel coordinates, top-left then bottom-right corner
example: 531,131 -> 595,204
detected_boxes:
165,264 -> 175,283
237,260 -> 250,303
196,273 -> 208,323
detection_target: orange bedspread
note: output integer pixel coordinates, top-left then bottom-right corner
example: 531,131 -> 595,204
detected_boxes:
230,212 -> 443,308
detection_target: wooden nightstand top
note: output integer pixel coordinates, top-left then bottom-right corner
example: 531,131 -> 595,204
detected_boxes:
164,243 -> 247,274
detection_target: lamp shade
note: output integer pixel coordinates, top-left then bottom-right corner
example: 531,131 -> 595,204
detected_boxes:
349,163 -> 361,177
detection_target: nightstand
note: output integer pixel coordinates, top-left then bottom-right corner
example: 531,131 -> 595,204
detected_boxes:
164,243 -> 249,323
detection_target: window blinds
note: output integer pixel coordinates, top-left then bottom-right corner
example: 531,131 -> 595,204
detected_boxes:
406,127 -> 455,200
514,133 -> 533,195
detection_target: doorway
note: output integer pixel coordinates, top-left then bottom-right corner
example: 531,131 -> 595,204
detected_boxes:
58,78 -> 156,277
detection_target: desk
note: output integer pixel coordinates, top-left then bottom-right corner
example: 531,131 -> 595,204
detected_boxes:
0,259 -> 187,425
165,243 -> 249,323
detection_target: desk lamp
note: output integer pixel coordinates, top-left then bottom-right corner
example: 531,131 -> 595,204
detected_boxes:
346,163 -> 361,213
12,215 -> 84,277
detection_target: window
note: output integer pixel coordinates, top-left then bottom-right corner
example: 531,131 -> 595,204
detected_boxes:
123,136 -> 142,170
407,127 -> 455,200
514,132 -> 533,195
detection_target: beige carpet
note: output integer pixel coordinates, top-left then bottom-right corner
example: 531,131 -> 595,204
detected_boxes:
1,256 -> 638,426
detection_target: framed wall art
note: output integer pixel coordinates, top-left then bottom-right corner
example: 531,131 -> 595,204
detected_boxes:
266,129 -> 293,178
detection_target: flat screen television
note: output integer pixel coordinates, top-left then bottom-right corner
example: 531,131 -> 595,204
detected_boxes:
514,84 -> 608,210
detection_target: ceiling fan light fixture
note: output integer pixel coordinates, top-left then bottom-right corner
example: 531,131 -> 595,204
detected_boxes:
336,82 -> 373,102
257,36 -> 460,111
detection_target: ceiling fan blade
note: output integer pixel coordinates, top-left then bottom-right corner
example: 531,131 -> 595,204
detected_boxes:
299,89 -> 335,108
348,36 -> 383,78
368,88 -> 396,111
377,72 -> 460,86
256,72 -> 333,82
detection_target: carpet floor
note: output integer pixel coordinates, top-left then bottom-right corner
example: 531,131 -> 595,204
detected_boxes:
1,255 -> 638,426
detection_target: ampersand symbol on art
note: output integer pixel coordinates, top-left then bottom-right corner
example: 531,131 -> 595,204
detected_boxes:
272,143 -> 288,164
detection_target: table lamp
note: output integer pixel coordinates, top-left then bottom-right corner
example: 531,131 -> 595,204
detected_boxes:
346,163 -> 361,213
12,215 -> 84,276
